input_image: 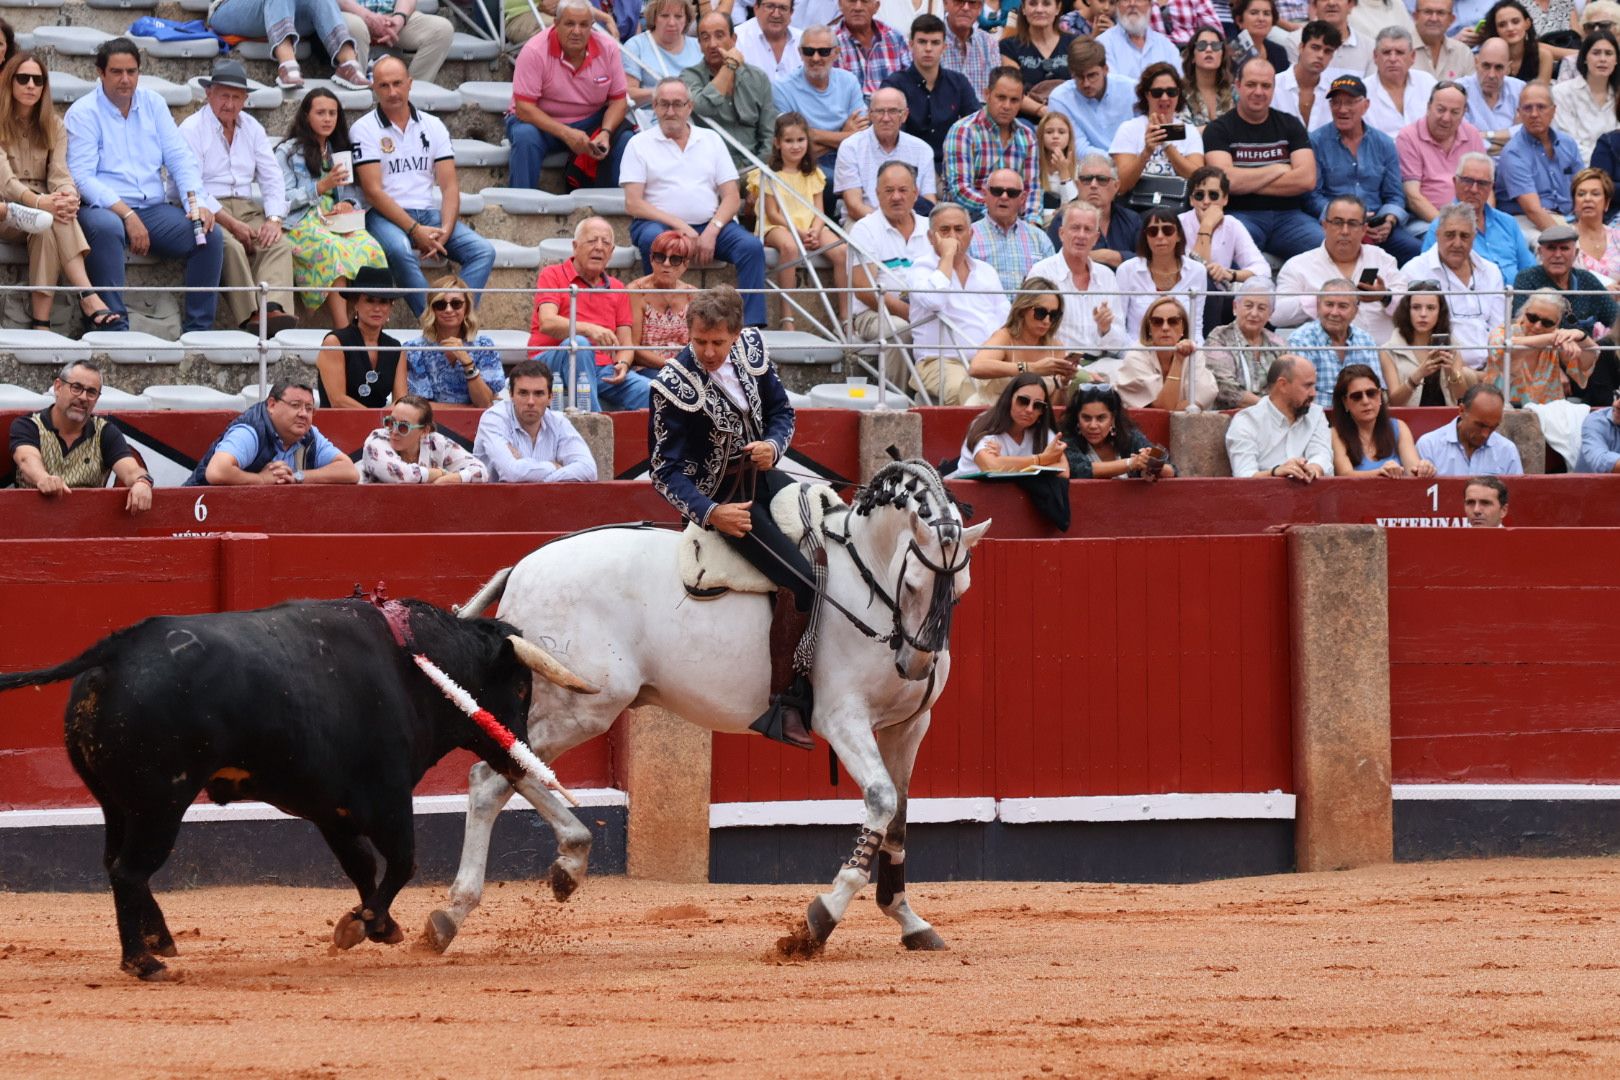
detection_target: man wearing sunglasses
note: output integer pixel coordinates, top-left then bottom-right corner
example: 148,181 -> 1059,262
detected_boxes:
10,360 -> 152,514
1509,223 -> 1618,344
968,167 -> 1054,294
772,25 -> 868,171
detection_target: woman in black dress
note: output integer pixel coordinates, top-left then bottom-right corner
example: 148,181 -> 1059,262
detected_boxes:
315,264 -> 407,408
1003,0 -> 1077,119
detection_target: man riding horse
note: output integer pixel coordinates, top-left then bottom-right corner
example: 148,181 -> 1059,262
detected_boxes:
648,286 -> 819,750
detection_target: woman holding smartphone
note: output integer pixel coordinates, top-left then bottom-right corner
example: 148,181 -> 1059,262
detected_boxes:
1380,283 -> 1479,406
1110,63 -> 1204,203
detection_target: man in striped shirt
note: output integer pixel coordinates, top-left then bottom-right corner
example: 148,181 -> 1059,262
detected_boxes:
968,168 -> 1055,293
941,0 -> 999,91
833,0 -> 911,99
943,69 -> 1040,220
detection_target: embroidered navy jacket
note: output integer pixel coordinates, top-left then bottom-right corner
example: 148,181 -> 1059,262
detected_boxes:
648,327 -> 796,526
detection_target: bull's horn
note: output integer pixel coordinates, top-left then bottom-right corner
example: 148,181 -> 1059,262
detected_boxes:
508,636 -> 599,694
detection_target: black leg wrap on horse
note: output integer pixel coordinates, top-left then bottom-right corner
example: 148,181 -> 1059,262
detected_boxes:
876,849 -> 905,910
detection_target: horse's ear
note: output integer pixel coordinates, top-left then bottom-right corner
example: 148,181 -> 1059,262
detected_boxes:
962,520 -> 991,548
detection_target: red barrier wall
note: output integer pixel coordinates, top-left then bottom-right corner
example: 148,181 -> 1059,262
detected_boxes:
7,477 -> 1620,542
709,535 -> 1295,802
0,533 -> 614,811
1388,529 -> 1620,783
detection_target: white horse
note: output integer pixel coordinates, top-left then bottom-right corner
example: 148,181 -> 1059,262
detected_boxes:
426,460 -> 990,957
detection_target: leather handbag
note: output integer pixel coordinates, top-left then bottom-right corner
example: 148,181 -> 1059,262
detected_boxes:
1124,173 -> 1189,214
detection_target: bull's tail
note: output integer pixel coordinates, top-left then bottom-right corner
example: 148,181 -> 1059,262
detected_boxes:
456,567 -> 513,620
0,637 -> 121,692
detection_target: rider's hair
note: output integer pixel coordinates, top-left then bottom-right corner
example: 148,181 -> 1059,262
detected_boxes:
686,286 -> 744,334
964,372 -> 1056,457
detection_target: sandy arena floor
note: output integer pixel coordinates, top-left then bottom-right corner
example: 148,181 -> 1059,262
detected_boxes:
0,857 -> 1617,1078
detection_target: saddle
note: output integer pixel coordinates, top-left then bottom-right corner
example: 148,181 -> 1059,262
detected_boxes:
678,481 -> 842,598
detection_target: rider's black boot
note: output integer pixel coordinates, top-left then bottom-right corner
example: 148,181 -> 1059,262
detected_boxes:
750,588 -> 815,750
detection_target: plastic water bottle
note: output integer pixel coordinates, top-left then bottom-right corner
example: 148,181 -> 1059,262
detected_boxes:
550,372 -> 564,412
573,368 -> 594,412
187,191 -> 206,247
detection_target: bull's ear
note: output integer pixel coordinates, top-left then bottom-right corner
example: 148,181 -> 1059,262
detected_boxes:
962,520 -> 991,548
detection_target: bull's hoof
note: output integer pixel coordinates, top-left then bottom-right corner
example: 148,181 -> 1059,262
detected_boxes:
332,912 -> 367,950
423,910 -> 459,954
902,927 -> 950,951
145,933 -> 179,958
121,954 -> 171,981
368,919 -> 405,945
774,898 -> 836,960
549,861 -> 579,903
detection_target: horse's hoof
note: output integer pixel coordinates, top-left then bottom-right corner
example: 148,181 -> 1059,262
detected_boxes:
332,912 -> 366,950
549,861 -> 579,903
774,920 -> 826,960
902,927 -> 950,951
805,897 -> 837,943
122,955 -> 171,981
423,910 -> 458,954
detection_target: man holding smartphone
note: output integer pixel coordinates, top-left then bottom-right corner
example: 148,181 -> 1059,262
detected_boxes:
1272,193 -> 1409,343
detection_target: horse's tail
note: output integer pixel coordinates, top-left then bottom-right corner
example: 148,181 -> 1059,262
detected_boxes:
456,567 -> 513,620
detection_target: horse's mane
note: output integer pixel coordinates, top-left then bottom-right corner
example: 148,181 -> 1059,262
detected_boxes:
853,460 -> 960,527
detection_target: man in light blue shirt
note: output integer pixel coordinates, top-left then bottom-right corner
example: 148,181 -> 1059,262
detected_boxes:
1043,38 -> 1133,157
474,360 -> 599,482
1095,0 -> 1180,82
188,381 -> 358,486
1420,152 -> 1536,278
771,26 -> 866,169
1577,389 -> 1620,473
1495,84 -> 1581,230
1457,38 -> 1522,150
66,38 -> 225,334
1306,75 -> 1417,262
1414,384 -> 1525,476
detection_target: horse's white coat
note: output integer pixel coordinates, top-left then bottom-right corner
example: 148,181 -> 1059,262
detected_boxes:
437,466 -> 989,952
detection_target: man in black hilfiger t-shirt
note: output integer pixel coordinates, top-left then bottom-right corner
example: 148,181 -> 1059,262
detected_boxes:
1202,57 -> 1324,262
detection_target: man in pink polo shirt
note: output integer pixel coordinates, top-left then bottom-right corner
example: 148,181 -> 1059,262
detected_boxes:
507,0 -> 632,189
528,216 -> 651,411
1395,80 -> 1485,233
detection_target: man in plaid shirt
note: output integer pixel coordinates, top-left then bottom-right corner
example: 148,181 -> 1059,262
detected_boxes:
944,69 -> 1041,219
941,0 -> 1000,91
834,0 -> 911,99
968,167 -> 1056,292
1151,0 -> 1222,45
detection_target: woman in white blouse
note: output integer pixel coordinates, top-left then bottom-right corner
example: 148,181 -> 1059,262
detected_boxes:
362,395 -> 489,484
1108,62 -> 1204,200
1114,296 -> 1218,410
1114,207 -> 1210,344
1552,30 -> 1620,163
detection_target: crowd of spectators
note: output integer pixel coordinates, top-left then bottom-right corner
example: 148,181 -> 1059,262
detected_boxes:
19,0 -> 1620,506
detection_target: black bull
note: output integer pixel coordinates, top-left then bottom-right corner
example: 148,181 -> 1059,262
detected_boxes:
0,598 -> 589,981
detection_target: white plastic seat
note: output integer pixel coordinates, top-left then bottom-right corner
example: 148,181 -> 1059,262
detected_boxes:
460,81 -> 513,113
180,330 -> 283,366
83,330 -> 185,365
488,239 -> 541,269
2,0 -> 64,8
447,32 -> 502,61
143,384 -> 247,410
128,34 -> 221,60
188,75 -> 281,110
0,328 -> 91,366
410,83 -> 464,112
32,26 -> 113,55
50,72 -> 95,105
453,139 -> 510,168
235,39 -> 308,60
417,0 -> 440,11
177,0 -> 211,10
482,328 -> 532,366
138,75 -> 193,108
271,327 -> 332,366
94,386 -> 154,410
15,32 -> 33,51
301,78 -> 371,112
570,189 -> 627,216
0,384 -> 51,410
239,380 -> 272,406
760,330 -> 843,365
458,192 -> 485,215
537,236 -> 636,270
480,188 -> 577,215
806,382 -> 912,409
87,0 -> 158,9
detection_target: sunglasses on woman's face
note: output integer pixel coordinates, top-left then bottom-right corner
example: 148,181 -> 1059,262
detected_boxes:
1013,395 -> 1049,411
1523,312 -> 1557,329
1345,388 -> 1381,403
1148,85 -> 1180,98
12,72 -> 44,87
1194,38 -> 1225,51
1149,315 -> 1184,328
1145,224 -> 1179,237
652,252 -> 689,265
430,297 -> 466,311
385,418 -> 426,434
1029,306 -> 1060,321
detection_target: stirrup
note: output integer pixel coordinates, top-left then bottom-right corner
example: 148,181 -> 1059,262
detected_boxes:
749,674 -> 814,751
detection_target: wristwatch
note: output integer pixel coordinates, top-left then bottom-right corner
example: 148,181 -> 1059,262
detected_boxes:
293,470 -> 306,484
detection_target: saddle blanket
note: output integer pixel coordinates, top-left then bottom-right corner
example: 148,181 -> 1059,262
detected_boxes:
679,482 -> 841,595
